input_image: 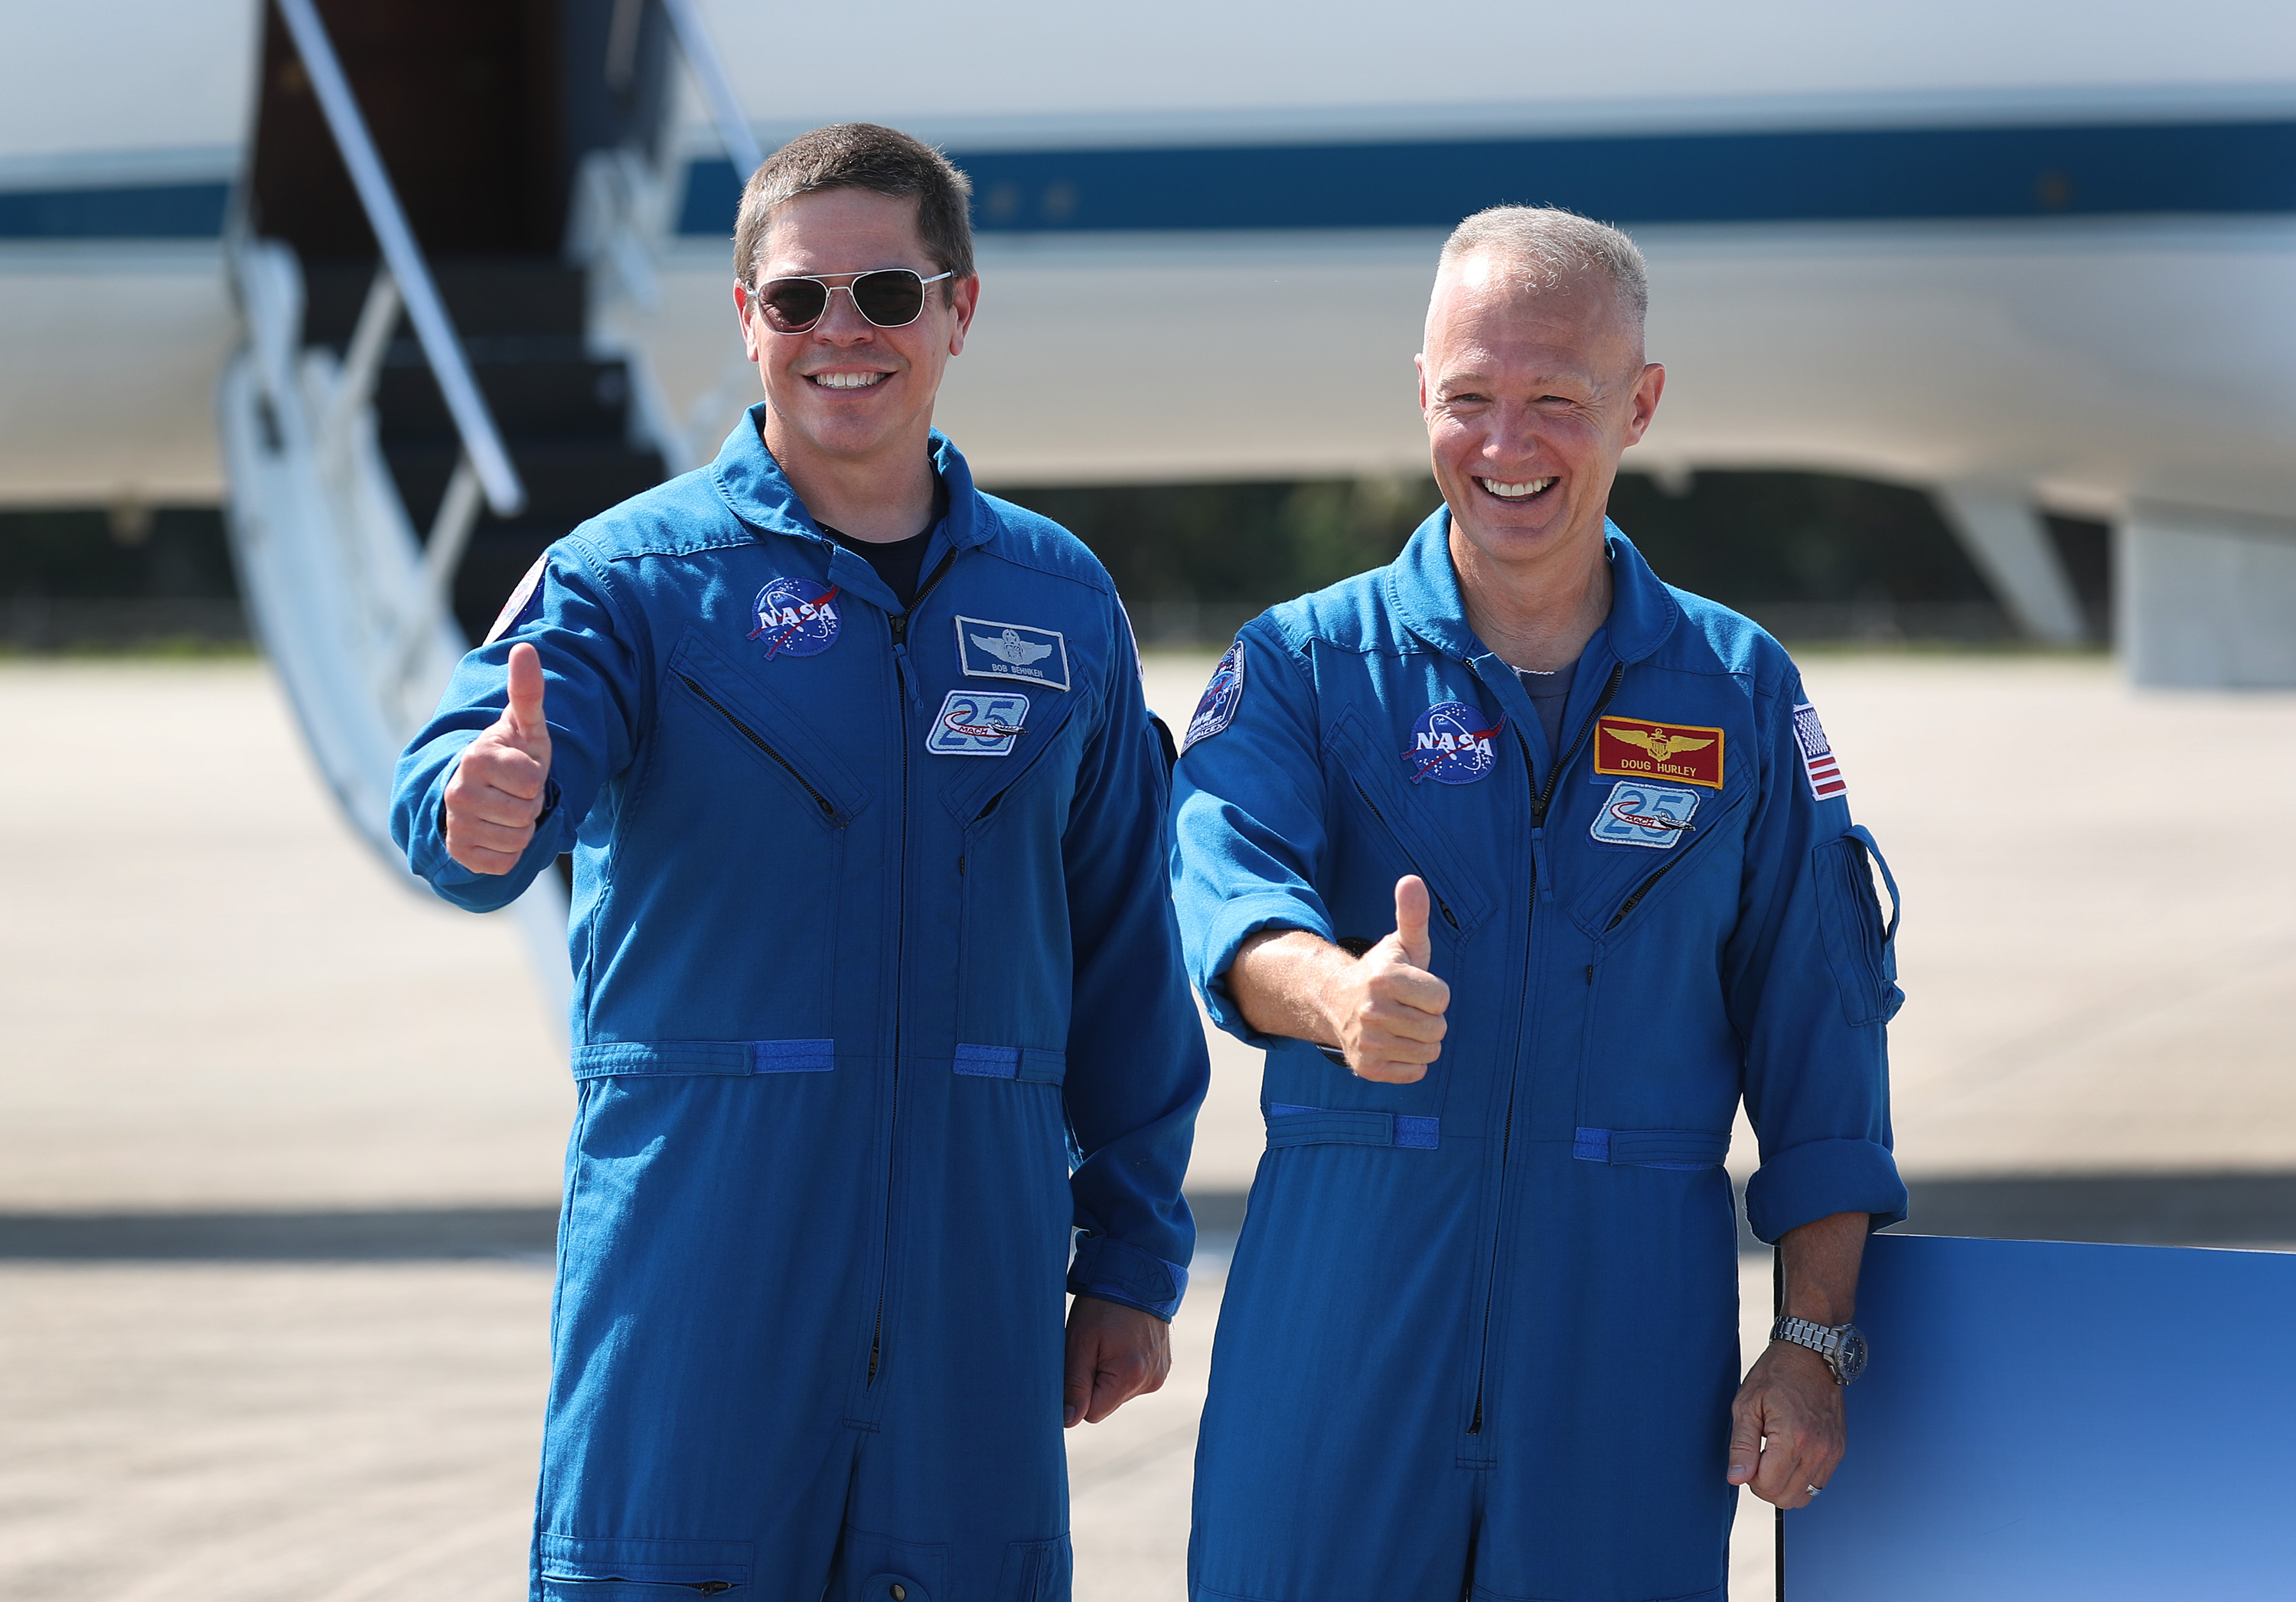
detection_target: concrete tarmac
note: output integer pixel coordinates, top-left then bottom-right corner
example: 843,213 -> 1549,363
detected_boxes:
5,653 -> 2294,1600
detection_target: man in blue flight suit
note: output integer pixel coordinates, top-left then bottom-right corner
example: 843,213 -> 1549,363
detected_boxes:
1171,207 -> 1909,1602
392,124 -> 1207,1602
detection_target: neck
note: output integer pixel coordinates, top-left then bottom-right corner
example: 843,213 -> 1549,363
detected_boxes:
1449,518 -> 1614,674
759,413 -> 938,543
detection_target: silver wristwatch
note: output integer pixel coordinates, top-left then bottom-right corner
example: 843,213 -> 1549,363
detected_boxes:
1770,1315 -> 1868,1385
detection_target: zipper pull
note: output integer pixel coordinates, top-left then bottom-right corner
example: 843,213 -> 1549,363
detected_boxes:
892,640 -> 920,709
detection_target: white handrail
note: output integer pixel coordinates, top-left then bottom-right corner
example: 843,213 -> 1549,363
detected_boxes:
658,0 -> 765,178
272,0 -> 528,519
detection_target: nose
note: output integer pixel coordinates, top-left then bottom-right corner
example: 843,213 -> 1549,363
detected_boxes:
810,284 -> 878,341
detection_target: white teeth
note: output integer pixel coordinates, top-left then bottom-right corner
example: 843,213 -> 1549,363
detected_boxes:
1478,477 -> 1554,499
813,371 -> 884,390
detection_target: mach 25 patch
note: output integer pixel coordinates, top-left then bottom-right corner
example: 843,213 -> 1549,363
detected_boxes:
1593,714 -> 1724,789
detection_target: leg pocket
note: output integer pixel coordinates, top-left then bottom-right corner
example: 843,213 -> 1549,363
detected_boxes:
997,1536 -> 1070,1602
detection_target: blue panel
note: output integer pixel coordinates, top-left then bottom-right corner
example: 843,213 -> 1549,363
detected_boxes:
1786,1233 -> 2296,1599
680,120 -> 2296,237
0,183 -> 231,240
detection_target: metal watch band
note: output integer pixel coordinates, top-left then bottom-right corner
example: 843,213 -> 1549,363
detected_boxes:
1771,1315 -> 1844,1379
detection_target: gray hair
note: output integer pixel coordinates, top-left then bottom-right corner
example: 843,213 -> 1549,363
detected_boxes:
1437,205 -> 1649,321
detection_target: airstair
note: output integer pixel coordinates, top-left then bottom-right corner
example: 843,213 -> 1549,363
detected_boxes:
216,0 -> 758,1028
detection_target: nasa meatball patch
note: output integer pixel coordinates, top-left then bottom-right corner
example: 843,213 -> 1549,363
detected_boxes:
1182,640 -> 1245,753
749,576 -> 841,660
1404,700 -> 1505,786
956,615 -> 1071,691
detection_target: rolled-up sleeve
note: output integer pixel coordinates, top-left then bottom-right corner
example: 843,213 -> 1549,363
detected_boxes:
1728,670 -> 1908,1241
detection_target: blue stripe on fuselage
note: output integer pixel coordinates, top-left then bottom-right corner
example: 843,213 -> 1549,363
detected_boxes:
681,118 -> 2296,236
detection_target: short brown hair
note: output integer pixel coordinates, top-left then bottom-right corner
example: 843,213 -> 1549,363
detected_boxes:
732,123 -> 975,294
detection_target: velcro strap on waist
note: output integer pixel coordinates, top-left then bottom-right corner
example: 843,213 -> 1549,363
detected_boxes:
1572,1127 -> 1729,1170
571,1039 -> 836,1078
1267,1103 -> 1439,1150
952,1043 -> 1068,1084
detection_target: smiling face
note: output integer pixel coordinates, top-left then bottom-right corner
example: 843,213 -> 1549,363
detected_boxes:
737,186 -> 978,478
1417,252 -> 1665,586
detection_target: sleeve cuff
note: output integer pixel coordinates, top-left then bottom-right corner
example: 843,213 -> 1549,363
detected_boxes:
1199,890 -> 1334,1045
1067,1234 -> 1188,1322
1743,1137 -> 1908,1242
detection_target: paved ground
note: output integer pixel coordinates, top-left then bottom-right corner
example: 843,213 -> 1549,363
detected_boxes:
5,654 -> 2294,1600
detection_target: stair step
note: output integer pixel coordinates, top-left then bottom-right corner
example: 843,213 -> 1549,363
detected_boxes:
299,254 -> 588,349
388,439 -> 667,532
373,358 -> 634,443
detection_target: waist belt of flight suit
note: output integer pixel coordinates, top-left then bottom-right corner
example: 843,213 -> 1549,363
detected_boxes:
1266,1104 -> 1440,1150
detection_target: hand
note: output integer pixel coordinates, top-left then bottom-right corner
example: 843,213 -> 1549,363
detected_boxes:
1062,1295 -> 1171,1427
442,642 -> 553,875
1727,1339 -> 1846,1509
1316,876 -> 1450,1082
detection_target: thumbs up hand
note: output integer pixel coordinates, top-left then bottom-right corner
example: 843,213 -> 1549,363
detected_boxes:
1319,875 -> 1452,1083
443,642 -> 555,876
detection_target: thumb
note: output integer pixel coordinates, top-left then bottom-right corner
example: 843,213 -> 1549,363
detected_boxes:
1392,875 -> 1432,969
1727,1399 -> 1764,1485
503,642 -> 550,755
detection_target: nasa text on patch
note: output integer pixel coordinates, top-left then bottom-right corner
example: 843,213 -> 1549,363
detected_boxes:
926,689 -> 1032,757
955,615 -> 1071,691
1182,639 -> 1245,752
1792,703 -> 1848,801
1404,700 -> 1505,786
1589,781 -> 1702,850
1592,715 -> 1725,790
749,576 -> 841,660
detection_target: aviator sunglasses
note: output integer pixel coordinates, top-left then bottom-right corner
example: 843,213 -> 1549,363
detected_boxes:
748,268 -> 954,334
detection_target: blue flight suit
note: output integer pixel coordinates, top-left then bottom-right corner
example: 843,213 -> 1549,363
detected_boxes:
1171,513 -> 1907,1602
392,409 -> 1207,1602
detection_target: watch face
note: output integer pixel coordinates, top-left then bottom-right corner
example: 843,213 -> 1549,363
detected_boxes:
1835,1325 -> 1869,1383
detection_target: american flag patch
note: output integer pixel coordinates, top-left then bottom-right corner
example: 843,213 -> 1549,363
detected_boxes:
1792,703 -> 1847,801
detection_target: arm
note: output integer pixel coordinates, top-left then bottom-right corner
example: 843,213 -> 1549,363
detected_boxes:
1058,599 -> 1211,1422
1227,877 -> 1450,1082
1727,1209 -> 1869,1508
392,547 -> 641,909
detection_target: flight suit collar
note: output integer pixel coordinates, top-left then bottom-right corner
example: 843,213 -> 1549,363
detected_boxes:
709,403 -> 993,555
1386,504 -> 1679,667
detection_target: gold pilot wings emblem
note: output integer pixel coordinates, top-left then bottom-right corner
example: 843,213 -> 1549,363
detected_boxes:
1593,715 -> 1726,789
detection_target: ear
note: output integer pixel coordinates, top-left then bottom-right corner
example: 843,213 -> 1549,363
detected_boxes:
1622,362 -> 1666,446
1414,351 -> 1429,413
946,274 -> 980,357
734,282 -> 765,365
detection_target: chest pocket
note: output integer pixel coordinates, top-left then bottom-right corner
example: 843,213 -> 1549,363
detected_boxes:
663,627 -> 874,830
1570,781 -> 1752,943
1322,706 -> 1499,945
944,687 -> 1094,1052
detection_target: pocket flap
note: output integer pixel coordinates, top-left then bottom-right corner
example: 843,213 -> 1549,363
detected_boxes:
536,1534 -> 752,1587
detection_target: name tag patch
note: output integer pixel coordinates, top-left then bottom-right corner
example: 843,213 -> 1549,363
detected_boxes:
1794,703 -> 1848,801
1404,700 -> 1504,785
956,615 -> 1071,691
1182,639 -> 1245,752
1593,714 -> 1724,789
927,689 -> 1030,756
1590,781 -> 1702,849
749,576 -> 840,660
